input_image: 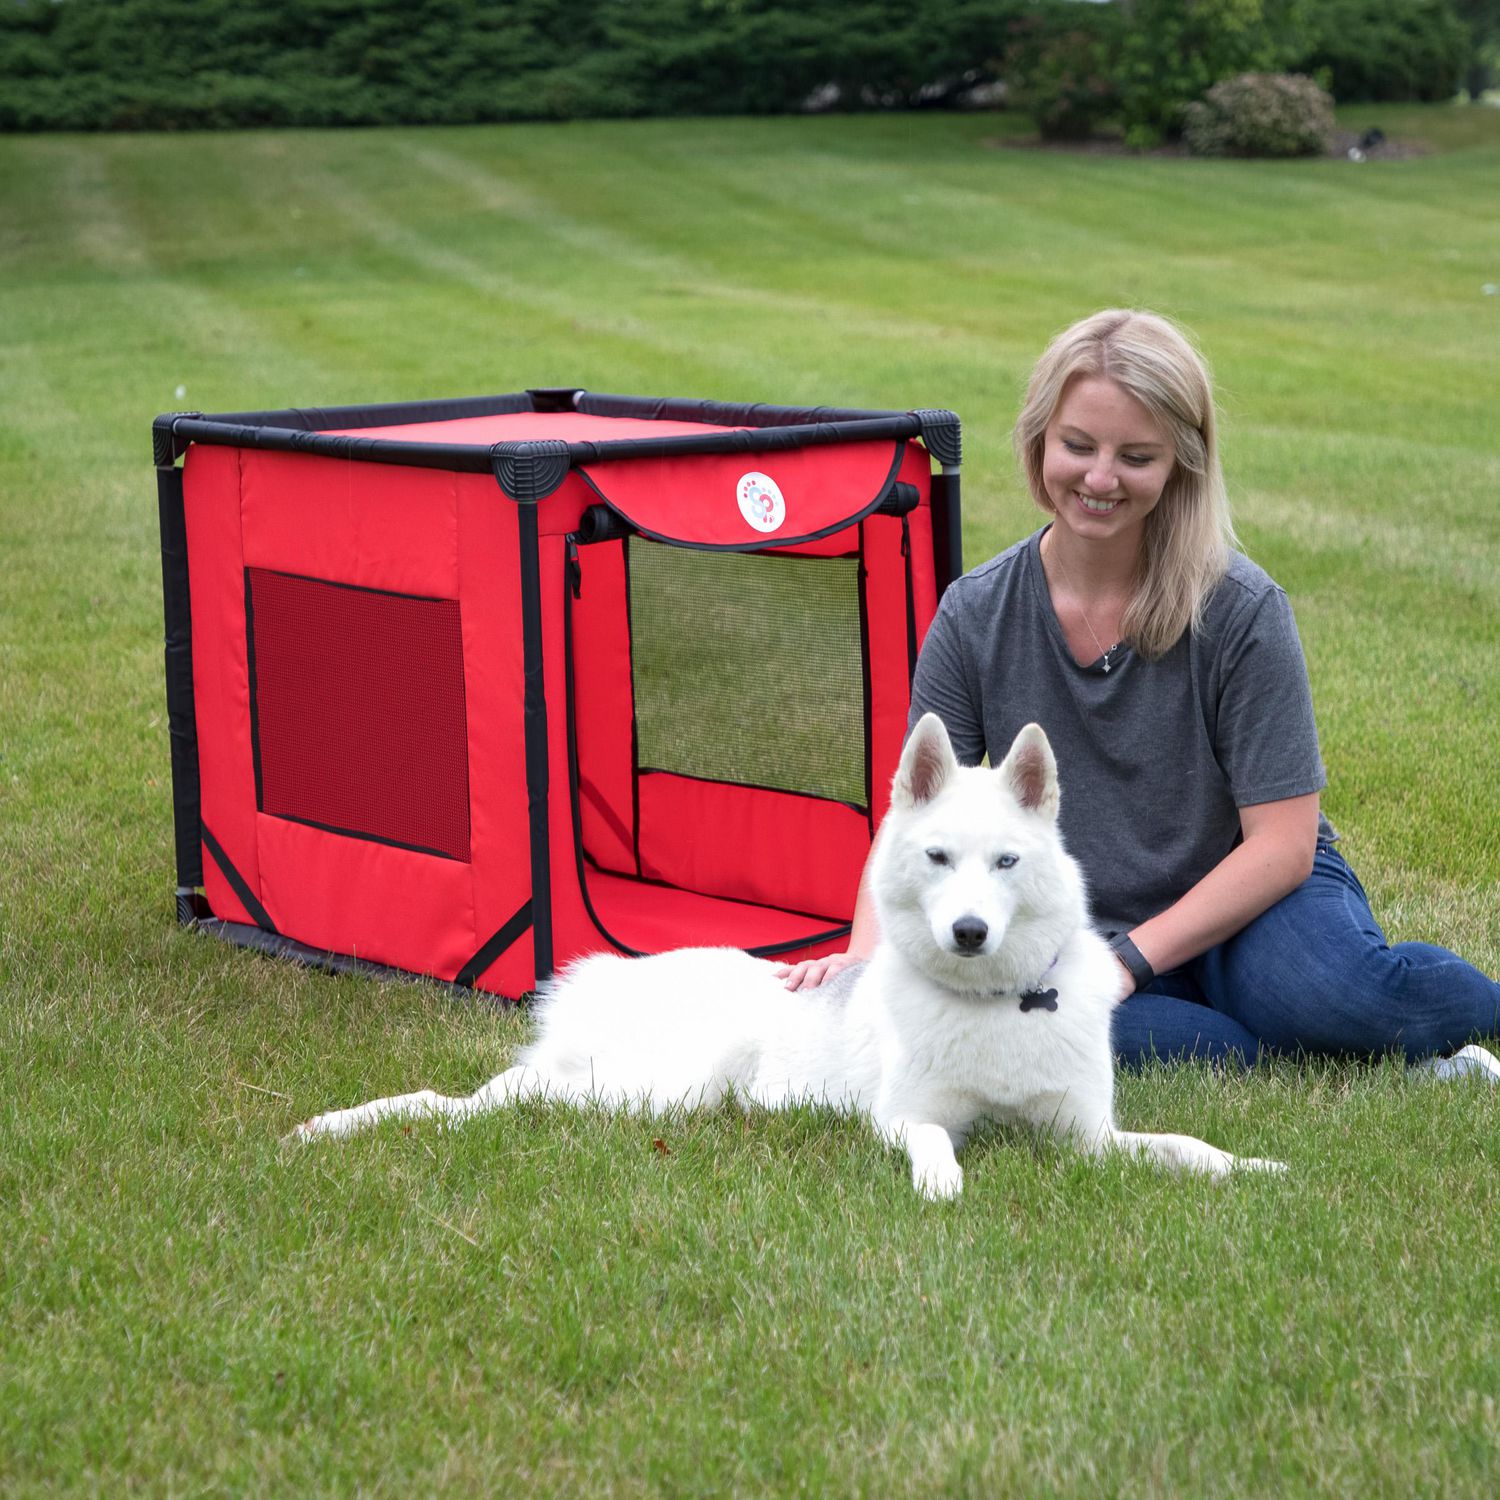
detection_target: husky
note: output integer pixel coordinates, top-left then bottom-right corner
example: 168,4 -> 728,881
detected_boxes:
293,715 -> 1284,1196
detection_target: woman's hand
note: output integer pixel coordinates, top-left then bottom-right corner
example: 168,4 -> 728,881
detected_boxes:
774,951 -> 863,992
775,853 -> 880,992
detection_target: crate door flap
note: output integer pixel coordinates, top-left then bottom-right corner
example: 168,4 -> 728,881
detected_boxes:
577,440 -> 905,549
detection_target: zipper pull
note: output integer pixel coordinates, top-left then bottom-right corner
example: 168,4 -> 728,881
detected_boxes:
566,538 -> 582,598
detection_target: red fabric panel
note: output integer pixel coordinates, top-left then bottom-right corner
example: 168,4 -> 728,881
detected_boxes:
571,539 -> 637,875
247,569 -> 471,861
256,814 -> 476,981
531,470 -> 593,539
323,412 -> 746,445
905,490 -> 940,631
578,869 -> 850,959
864,445 -> 937,828
863,515 -> 912,829
240,450 -> 460,598
186,444 -> 523,987
233,447 -> 466,960
578,440 -> 904,547
183,443 -> 260,927
471,941 -> 534,1002
457,473 -> 534,997
636,773 -> 865,920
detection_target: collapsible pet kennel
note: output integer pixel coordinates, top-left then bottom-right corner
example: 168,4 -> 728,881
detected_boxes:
153,390 -> 962,997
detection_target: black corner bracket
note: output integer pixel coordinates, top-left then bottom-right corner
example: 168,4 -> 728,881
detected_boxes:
911,409 -> 962,469
491,439 -> 573,503
153,411 -> 203,468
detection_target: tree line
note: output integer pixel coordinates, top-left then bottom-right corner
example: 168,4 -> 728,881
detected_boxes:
1,0 -> 1494,133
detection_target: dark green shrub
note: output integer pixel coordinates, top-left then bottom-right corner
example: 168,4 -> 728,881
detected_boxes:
1299,0 -> 1468,102
1114,0 -> 1313,147
1002,3 -> 1122,140
0,0 -> 1028,131
1450,0 -> 1500,99
1182,70 -> 1333,155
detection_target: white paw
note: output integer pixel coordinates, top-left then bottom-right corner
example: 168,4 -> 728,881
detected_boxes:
286,1110 -> 350,1143
914,1159 -> 964,1200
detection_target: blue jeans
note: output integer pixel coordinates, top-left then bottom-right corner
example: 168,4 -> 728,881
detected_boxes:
1113,844 -> 1500,1068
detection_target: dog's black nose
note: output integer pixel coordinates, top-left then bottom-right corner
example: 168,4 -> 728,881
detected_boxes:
951,916 -> 988,953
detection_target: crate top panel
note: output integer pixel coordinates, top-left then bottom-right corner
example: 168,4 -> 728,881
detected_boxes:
154,391 -> 961,546
320,410 -> 750,446
156,391 -> 960,473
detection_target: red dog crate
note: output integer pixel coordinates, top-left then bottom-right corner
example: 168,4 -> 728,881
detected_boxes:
153,390 -> 962,998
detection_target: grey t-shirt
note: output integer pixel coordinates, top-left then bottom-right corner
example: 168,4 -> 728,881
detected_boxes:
908,527 -> 1332,935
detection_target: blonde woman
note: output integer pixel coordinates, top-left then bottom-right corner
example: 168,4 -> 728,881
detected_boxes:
782,310 -> 1499,1079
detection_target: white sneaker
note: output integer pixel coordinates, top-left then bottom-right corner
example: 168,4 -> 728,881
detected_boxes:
1412,1044 -> 1500,1083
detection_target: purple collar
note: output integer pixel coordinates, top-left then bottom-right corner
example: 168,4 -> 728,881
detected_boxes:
983,952 -> 1061,1011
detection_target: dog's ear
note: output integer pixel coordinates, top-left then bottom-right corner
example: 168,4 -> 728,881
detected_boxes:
892,713 -> 958,809
998,723 -> 1059,820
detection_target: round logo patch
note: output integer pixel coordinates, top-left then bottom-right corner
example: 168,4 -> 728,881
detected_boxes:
736,472 -> 786,534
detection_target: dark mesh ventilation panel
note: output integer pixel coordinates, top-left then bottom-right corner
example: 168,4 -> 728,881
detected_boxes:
246,568 -> 471,860
629,543 -> 867,806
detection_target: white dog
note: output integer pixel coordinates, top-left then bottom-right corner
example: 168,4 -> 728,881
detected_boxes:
293,715 -> 1284,1196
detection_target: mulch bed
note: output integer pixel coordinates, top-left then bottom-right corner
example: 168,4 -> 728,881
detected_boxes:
988,129 -> 1428,161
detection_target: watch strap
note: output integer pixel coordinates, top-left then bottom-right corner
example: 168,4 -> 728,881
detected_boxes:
1108,932 -> 1155,991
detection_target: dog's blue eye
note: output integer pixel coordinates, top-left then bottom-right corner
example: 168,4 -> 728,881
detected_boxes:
925,848 -> 950,866
996,854 -> 1019,870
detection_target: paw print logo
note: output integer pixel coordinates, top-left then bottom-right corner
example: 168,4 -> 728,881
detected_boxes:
736,471 -> 786,534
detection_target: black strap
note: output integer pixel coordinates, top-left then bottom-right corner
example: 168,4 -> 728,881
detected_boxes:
513,501 -> 555,984
1109,932 -> 1155,991
201,822 -> 276,933
900,514 -> 918,686
157,463 -> 204,888
456,901 -> 534,989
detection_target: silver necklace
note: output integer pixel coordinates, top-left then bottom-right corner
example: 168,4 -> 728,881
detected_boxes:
1046,542 -> 1122,673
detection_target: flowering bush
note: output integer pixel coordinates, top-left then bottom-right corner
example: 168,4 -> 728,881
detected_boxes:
1182,72 -> 1335,157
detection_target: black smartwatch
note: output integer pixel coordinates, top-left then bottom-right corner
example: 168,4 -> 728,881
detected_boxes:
1108,932 -> 1155,992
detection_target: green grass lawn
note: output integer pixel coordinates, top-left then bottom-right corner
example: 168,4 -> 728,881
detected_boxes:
2,106 -> 1498,1496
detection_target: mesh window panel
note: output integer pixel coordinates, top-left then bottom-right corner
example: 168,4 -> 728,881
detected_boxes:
628,543 -> 866,806
246,568 -> 472,861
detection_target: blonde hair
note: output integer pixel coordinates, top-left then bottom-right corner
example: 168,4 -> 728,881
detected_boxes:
1012,309 -> 1237,660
